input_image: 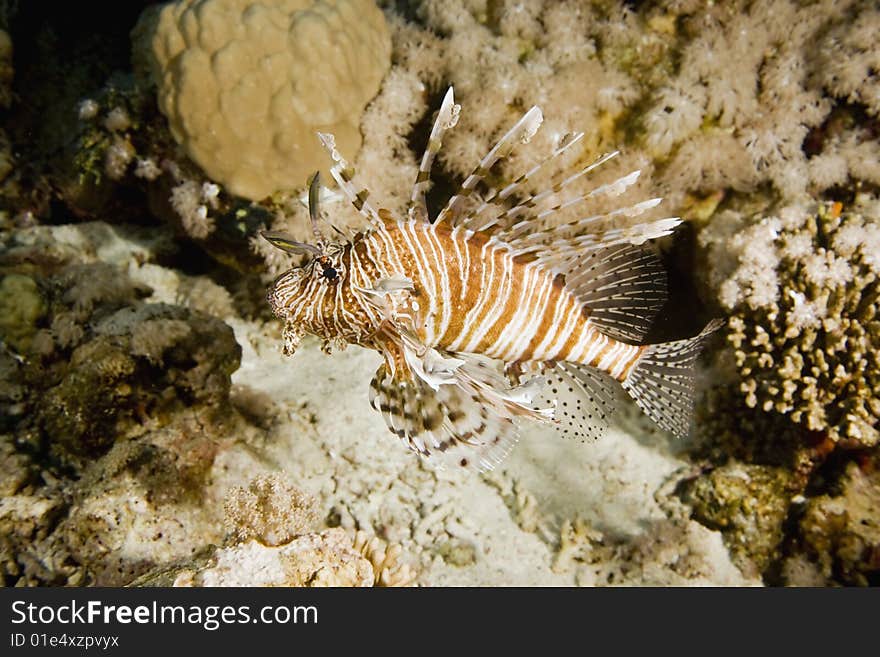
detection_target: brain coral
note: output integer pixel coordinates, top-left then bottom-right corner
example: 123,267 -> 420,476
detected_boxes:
133,0 -> 391,200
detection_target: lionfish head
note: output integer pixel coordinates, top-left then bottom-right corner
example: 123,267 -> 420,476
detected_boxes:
263,173 -> 348,323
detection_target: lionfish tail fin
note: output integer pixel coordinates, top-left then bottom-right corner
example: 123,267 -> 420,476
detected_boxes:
621,319 -> 724,437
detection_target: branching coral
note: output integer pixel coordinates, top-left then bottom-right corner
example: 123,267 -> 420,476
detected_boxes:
687,194 -> 879,583
482,472 -> 544,534
700,198 -> 880,448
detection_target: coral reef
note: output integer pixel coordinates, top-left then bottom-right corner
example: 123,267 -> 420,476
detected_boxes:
700,198 -> 880,449
787,458 -> 880,586
1,258 -> 240,464
0,223 -> 251,585
53,411 -> 242,586
352,530 -> 417,587
133,0 -> 391,200
678,464 -> 795,575
551,513 -> 753,587
688,195 -> 879,583
139,529 -> 375,587
1,0 -> 878,588
135,476 -> 416,587
62,81 -> 270,269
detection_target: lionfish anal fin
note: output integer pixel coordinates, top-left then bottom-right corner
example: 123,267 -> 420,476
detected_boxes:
536,362 -> 619,442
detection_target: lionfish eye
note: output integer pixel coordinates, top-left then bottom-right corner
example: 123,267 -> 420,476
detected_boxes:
322,266 -> 339,282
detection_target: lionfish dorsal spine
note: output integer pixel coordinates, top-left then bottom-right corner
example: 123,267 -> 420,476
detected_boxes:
409,86 -> 460,223
435,105 -> 543,226
316,131 -> 384,229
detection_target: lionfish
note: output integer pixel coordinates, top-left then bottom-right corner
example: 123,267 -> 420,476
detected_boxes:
264,88 -> 719,472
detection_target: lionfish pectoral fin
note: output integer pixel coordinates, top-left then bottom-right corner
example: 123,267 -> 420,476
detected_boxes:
369,347 -> 550,472
369,359 -> 517,472
401,342 -> 464,390
539,363 -> 619,442
354,276 -> 415,315
621,319 -> 723,438
371,275 -> 415,294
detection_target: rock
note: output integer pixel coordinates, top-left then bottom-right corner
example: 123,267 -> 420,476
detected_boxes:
136,529 -> 374,587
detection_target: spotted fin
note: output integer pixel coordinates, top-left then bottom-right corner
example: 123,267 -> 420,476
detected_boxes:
538,363 -> 618,442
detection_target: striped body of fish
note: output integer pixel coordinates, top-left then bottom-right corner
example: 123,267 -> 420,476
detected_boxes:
265,88 -> 720,472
